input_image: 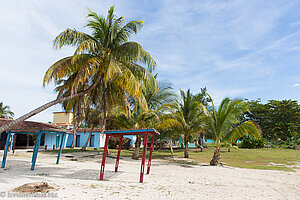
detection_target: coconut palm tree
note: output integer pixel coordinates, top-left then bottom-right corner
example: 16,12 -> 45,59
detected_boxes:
158,89 -> 206,158
0,6 -> 157,134
0,102 -> 14,119
206,96 -> 261,166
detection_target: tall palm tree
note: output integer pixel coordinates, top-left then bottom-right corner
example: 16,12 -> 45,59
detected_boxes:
0,6 -> 157,134
158,89 -> 206,158
206,96 -> 261,166
0,102 -> 14,119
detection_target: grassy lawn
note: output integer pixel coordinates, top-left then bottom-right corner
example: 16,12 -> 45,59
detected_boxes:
48,146 -> 300,172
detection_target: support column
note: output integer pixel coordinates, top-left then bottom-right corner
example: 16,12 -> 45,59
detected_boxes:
26,135 -> 29,149
1,131 -> 11,168
100,134 -> 110,180
139,133 -> 148,183
147,135 -> 155,174
115,136 -> 123,172
12,134 -> 17,153
31,131 -> 42,170
56,133 -> 66,164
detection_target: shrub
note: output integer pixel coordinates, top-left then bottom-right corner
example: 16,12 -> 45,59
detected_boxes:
240,135 -> 266,149
108,137 -> 131,150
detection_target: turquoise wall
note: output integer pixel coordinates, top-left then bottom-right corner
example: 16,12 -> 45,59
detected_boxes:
66,132 -> 101,148
45,131 -> 135,149
44,133 -> 68,149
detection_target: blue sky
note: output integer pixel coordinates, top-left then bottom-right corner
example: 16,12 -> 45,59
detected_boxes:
0,0 -> 300,122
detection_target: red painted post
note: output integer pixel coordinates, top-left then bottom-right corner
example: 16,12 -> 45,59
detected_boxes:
139,133 -> 148,183
115,136 -> 123,172
100,134 -> 110,180
147,135 -> 155,174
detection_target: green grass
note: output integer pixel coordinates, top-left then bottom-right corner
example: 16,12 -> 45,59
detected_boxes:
188,147 -> 300,171
46,146 -> 300,172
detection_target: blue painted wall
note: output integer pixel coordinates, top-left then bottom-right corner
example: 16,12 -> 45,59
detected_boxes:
45,131 -> 134,149
44,133 -> 68,150
66,132 -> 101,148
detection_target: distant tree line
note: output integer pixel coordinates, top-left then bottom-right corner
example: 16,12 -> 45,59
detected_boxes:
245,99 -> 300,142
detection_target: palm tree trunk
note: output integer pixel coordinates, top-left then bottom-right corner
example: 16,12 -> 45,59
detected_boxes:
132,135 -> 141,160
159,139 -> 163,150
101,87 -> 107,151
199,133 -> 206,147
184,137 -> 189,158
82,127 -> 94,151
170,139 -> 174,155
71,123 -> 78,148
0,72 -> 102,134
210,143 -> 221,166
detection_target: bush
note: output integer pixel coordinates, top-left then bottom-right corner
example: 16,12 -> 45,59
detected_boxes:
240,135 -> 266,149
108,137 -> 131,150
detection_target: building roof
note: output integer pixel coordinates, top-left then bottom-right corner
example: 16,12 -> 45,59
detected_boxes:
76,128 -> 103,133
0,118 -> 67,134
105,129 -> 160,135
75,128 -> 160,135
53,112 -> 73,114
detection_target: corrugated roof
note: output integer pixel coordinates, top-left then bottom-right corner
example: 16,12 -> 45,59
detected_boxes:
0,118 -> 67,133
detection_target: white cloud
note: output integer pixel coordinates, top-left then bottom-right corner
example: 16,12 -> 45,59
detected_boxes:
294,83 -> 300,87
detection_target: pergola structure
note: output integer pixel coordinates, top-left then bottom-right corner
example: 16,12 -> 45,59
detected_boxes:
100,129 -> 160,183
0,119 -> 67,170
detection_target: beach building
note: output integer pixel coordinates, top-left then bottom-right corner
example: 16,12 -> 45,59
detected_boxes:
48,112 -> 134,149
65,129 -> 134,148
0,118 -> 67,151
52,112 -> 74,129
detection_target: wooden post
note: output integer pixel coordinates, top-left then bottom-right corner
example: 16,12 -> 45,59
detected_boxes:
147,135 -> 155,174
31,131 -> 42,170
115,136 -> 123,172
1,131 -> 11,168
139,133 -> 148,183
26,135 -> 29,149
12,134 -> 17,154
100,134 -> 110,180
56,133 -> 66,164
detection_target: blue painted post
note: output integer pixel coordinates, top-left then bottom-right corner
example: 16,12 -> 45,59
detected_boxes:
56,133 -> 66,164
31,131 -> 42,170
1,131 -> 11,168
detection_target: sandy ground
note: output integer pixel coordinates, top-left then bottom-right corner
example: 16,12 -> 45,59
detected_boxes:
0,150 -> 299,200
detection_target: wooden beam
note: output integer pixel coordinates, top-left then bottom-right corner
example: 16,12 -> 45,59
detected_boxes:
147,135 -> 155,174
56,133 -> 66,164
115,136 -> 123,172
139,133 -> 148,183
31,131 -> 42,170
100,134 -> 110,180
1,131 -> 11,168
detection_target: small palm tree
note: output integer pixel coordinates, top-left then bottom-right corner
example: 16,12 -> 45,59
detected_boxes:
206,96 -> 261,166
0,102 -> 14,119
158,89 -> 206,158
